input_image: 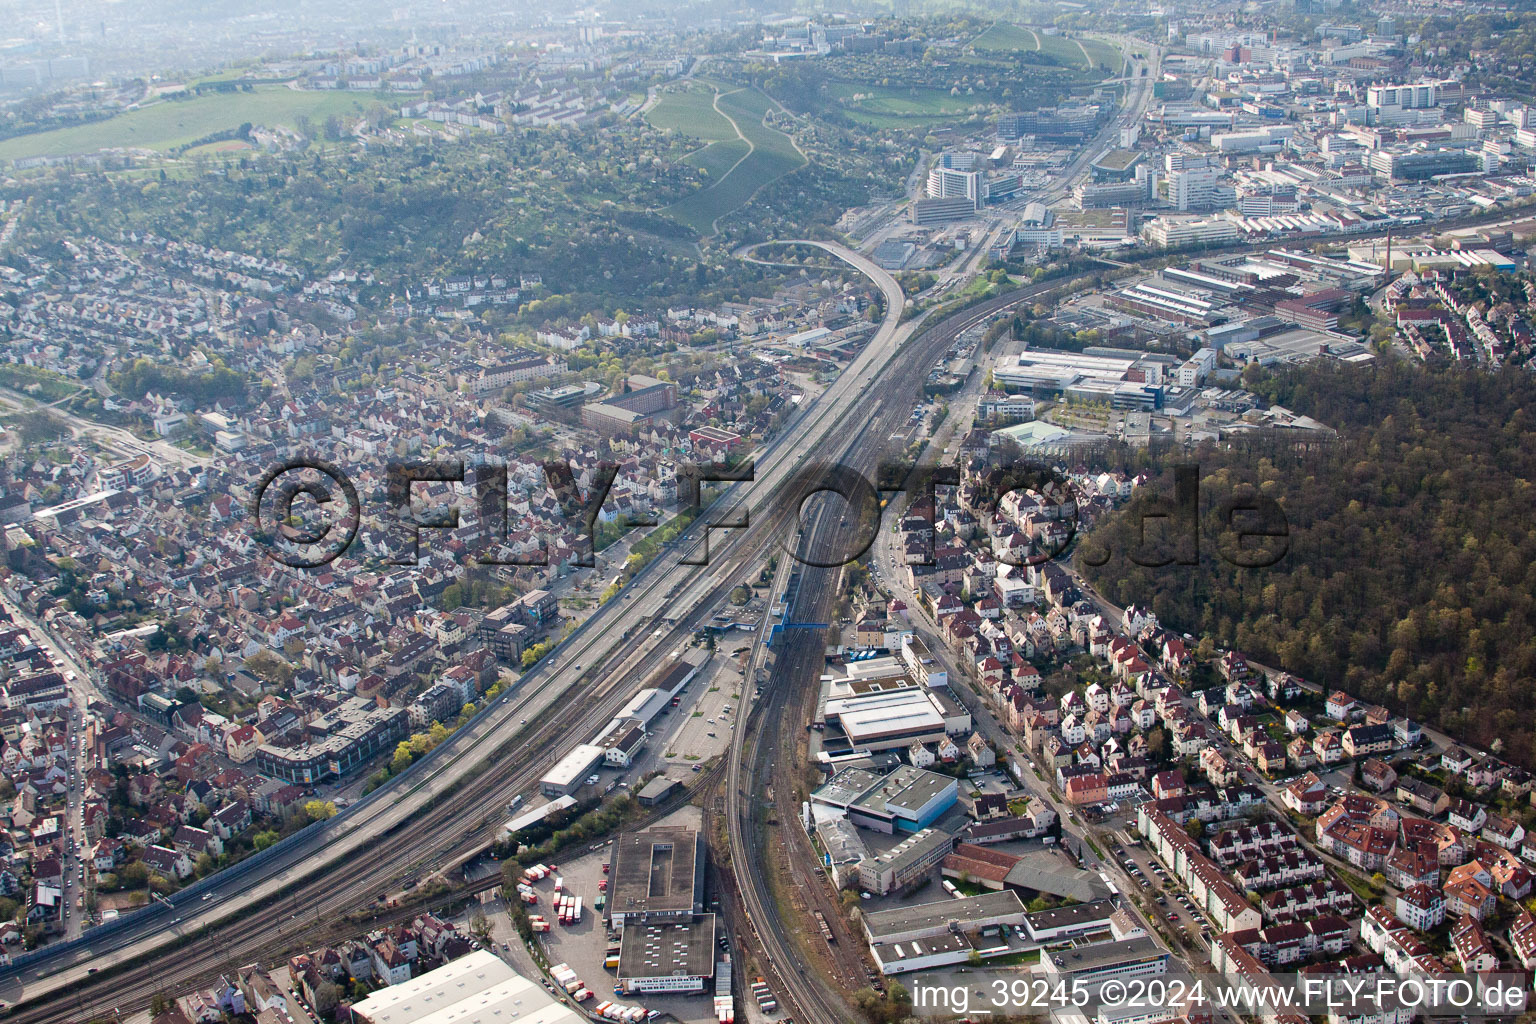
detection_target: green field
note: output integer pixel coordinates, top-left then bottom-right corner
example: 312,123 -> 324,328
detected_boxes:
1078,38 -> 1126,74
683,138 -> 751,180
824,82 -> 985,129
644,83 -> 737,142
971,22 -> 1122,74
0,86 -> 400,162
664,87 -> 806,236
972,22 -> 1041,51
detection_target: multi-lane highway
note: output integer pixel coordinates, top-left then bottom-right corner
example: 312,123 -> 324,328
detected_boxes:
0,240 -> 915,1022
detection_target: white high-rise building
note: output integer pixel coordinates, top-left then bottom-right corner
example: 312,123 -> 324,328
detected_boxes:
1170,168 -> 1222,211
926,167 -> 982,210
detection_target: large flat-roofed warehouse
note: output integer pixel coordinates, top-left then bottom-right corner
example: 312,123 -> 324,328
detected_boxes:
862,890 -> 1028,975
864,889 -> 1027,944
350,949 -> 586,1024
812,764 -> 959,833
607,827 -> 705,926
820,687 -> 967,751
617,915 -> 717,993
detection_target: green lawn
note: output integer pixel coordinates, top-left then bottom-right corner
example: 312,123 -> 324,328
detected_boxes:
683,138 -> 751,180
1078,38 -> 1126,74
664,87 -> 806,236
1034,33 -> 1092,67
824,82 -> 986,129
0,87 -> 402,162
970,24 -> 1121,74
644,83 -> 737,142
973,22 -> 1041,51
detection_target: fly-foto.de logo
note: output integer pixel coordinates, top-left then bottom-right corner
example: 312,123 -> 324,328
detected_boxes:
248,457 -> 1286,572
247,455 -> 1090,571
1075,465 -> 1291,569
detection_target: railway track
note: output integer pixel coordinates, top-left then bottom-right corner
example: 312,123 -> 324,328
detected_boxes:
18,251 -> 1074,1024
3,241 -> 911,1023
722,271 -> 1097,1024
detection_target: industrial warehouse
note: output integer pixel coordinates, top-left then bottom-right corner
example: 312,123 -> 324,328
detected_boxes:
605,827 -> 719,996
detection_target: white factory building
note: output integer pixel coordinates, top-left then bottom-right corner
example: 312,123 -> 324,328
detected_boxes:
820,687 -> 971,752
350,949 -> 586,1024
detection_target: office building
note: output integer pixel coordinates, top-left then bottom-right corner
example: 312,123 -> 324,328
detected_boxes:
857,827 -> 954,894
1169,168 -> 1230,212
1040,936 -> 1170,984
617,916 -> 717,993
1367,148 -> 1481,181
1176,348 -> 1217,387
863,890 -> 1028,974
911,197 -> 977,225
1142,217 -> 1240,248
926,166 -> 982,209
256,700 -> 410,784
1075,181 -> 1146,209
581,375 -> 680,434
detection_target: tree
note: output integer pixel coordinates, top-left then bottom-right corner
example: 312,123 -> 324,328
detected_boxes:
392,741 -> 415,774
304,799 -> 338,821
253,830 -> 279,851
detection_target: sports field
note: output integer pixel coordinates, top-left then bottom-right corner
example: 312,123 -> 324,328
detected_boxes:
0,86 -> 400,162
662,86 -> 806,236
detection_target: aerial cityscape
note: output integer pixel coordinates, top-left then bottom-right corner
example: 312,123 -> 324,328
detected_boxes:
3,0 -> 1536,1022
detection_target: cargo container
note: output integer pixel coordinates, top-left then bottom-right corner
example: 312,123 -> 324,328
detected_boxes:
575,988 -> 593,1002
604,954 -> 621,970
531,919 -> 550,932
596,1002 -> 613,1016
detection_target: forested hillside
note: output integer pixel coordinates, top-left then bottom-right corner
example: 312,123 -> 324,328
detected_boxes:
1080,360 -> 1536,765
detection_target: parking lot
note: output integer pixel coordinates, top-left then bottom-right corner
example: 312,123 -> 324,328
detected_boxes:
632,656 -> 744,780
1108,839 -> 1212,946
525,806 -> 719,1024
